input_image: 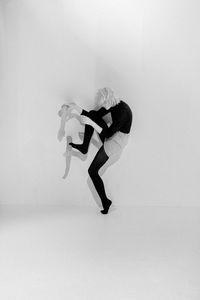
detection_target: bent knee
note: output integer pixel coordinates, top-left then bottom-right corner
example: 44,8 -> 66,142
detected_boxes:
88,166 -> 97,177
88,167 -> 93,177
88,110 -> 96,116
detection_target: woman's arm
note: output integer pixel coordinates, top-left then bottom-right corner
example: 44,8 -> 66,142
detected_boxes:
68,102 -> 106,134
80,116 -> 103,133
100,109 -> 127,139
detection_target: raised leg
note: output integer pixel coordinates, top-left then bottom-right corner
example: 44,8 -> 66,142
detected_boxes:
69,110 -> 108,154
69,125 -> 94,154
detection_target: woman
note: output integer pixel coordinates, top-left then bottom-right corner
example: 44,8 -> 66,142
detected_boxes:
69,87 -> 133,214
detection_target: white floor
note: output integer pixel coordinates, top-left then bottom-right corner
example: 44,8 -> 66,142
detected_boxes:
0,204 -> 200,300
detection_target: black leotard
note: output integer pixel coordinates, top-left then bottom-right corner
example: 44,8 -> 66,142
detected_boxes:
81,100 -> 132,140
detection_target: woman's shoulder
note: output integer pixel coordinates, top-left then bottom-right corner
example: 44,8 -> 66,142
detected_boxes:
120,100 -> 132,111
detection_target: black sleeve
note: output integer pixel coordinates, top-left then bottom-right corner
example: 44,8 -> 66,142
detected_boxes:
80,109 -> 91,117
94,107 -> 108,118
81,107 -> 108,117
81,109 -> 109,132
100,110 -> 127,139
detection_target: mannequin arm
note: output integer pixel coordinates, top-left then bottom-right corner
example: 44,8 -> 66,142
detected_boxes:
57,105 -> 70,141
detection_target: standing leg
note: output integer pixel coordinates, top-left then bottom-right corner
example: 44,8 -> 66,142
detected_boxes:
88,146 -> 112,214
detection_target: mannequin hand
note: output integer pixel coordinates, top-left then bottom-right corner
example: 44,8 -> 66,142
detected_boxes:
58,104 -> 70,117
68,102 -> 77,110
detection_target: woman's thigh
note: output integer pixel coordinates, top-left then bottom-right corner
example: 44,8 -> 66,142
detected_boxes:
88,111 -> 108,129
88,146 -> 109,173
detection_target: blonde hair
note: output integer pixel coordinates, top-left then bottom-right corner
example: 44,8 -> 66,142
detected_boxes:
95,87 -> 121,107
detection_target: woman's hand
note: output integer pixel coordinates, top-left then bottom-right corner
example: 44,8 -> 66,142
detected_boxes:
80,116 -> 102,134
80,115 -> 92,126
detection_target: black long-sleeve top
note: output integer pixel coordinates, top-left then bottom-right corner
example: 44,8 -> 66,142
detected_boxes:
81,100 -> 132,140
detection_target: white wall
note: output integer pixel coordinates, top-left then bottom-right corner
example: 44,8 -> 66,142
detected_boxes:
1,0 -> 200,206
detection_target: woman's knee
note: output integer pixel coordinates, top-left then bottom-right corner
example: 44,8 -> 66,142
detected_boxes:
88,165 -> 97,178
88,111 -> 107,129
88,165 -> 93,177
88,110 -> 97,120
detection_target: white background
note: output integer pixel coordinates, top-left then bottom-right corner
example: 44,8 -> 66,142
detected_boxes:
1,0 -> 200,206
